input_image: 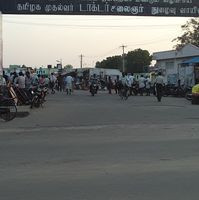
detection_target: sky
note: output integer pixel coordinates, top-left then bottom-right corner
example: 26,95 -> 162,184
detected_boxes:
2,14 -> 192,69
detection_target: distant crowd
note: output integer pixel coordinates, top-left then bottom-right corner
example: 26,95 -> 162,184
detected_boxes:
0,70 -> 158,96
0,70 -> 167,103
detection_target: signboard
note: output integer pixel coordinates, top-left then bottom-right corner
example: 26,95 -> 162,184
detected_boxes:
0,0 -> 199,17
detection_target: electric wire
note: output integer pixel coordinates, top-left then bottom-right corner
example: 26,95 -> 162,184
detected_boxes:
4,20 -> 182,30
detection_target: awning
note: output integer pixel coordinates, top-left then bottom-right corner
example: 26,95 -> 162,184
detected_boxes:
182,57 -> 199,64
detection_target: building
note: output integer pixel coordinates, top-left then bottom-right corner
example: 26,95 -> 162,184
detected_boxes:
153,44 -> 199,86
4,65 -> 30,75
36,67 -> 59,76
72,68 -> 122,80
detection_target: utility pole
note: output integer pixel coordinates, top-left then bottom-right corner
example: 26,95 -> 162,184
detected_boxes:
120,45 -> 127,73
80,54 -> 84,69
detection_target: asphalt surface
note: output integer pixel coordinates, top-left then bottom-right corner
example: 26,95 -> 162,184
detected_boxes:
0,90 -> 199,200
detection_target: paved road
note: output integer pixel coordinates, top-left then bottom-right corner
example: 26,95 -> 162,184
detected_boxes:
0,91 -> 199,200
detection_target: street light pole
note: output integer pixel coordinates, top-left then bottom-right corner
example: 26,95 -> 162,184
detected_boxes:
80,54 -> 84,69
120,45 -> 127,73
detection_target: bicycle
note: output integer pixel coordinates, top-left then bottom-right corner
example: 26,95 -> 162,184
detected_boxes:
0,95 -> 17,121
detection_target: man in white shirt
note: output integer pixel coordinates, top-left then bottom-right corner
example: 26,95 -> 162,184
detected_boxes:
126,73 -> 134,96
119,72 -> 129,98
49,73 -> 57,94
145,76 -> 151,96
138,75 -> 145,96
15,72 -> 30,104
65,75 -> 74,95
16,72 -> 26,89
155,72 -> 164,102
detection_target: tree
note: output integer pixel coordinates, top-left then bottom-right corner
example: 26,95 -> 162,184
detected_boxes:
125,49 -> 152,73
173,18 -> 199,49
21,64 -> 27,68
95,49 -> 152,73
95,56 -> 122,70
64,64 -> 73,70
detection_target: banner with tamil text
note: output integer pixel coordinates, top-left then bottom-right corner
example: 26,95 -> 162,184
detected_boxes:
0,0 -> 199,17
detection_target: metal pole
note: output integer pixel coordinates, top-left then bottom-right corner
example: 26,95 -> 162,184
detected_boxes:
120,45 -> 127,73
80,54 -> 83,69
60,58 -> 62,73
0,12 -> 3,85
122,52 -> 125,73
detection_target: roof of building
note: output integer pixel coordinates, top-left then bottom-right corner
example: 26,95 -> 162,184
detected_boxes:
153,44 -> 199,61
182,56 -> 199,64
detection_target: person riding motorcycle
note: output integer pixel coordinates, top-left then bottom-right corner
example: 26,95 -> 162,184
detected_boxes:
89,74 -> 99,95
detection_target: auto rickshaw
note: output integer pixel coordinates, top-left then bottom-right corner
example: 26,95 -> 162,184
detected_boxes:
192,84 -> 199,104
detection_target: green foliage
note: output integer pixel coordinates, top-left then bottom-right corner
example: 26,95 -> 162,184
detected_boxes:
95,48 -> 152,73
95,56 -> 122,70
173,18 -> 199,49
64,64 -> 73,69
126,49 -> 152,73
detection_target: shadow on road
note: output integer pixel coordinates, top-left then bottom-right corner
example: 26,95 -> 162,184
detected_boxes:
16,112 -> 30,118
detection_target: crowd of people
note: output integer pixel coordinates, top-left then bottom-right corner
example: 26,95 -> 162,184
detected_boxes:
0,71 -> 75,97
87,72 -> 164,101
0,70 -> 165,103
105,72 -> 164,102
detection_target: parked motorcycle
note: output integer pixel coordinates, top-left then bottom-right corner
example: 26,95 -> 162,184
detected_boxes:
163,84 -> 186,97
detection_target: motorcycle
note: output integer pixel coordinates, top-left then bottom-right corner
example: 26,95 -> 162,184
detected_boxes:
90,83 -> 98,96
163,84 -> 186,97
132,83 -> 139,96
30,86 -> 48,108
185,86 -> 192,101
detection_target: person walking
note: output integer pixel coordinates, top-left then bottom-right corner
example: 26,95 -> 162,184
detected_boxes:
25,71 -> 33,99
120,72 -> 128,98
57,74 -> 63,92
138,75 -> 145,96
15,72 -> 30,104
49,73 -> 57,94
114,75 -> 120,94
126,73 -> 134,96
65,75 -> 74,95
107,76 -> 113,94
25,71 -> 33,90
155,72 -> 164,102
145,76 -> 151,96
15,72 -> 26,90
